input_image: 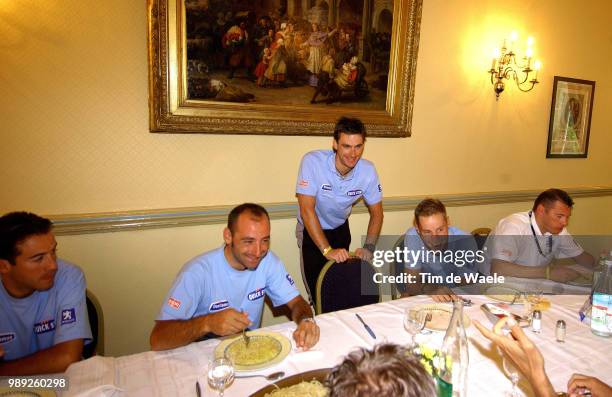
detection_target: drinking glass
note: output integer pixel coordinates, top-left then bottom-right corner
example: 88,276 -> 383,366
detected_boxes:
403,309 -> 427,347
207,357 -> 234,397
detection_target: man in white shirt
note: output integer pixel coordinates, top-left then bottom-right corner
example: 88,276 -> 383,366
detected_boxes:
484,189 -> 594,281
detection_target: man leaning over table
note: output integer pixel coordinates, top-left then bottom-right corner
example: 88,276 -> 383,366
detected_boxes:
295,116 -> 383,306
150,203 -> 319,351
402,198 -> 480,302
0,212 -> 92,375
482,188 -> 594,281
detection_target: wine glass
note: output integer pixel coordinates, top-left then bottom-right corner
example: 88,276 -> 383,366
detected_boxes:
208,357 -> 234,397
403,309 -> 428,347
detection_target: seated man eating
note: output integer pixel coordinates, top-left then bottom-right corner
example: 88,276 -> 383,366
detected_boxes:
150,203 -> 319,351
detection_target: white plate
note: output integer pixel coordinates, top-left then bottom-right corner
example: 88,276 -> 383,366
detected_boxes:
408,304 -> 471,331
482,285 -> 524,303
214,330 -> 291,372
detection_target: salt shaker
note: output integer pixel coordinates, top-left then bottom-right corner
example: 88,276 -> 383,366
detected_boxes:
532,310 -> 542,333
556,320 -> 566,342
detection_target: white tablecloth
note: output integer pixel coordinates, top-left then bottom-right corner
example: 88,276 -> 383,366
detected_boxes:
61,294 -> 611,397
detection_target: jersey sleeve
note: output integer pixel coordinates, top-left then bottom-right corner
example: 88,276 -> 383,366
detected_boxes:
295,153 -> 319,197
362,165 -> 382,205
157,267 -> 205,321
53,264 -> 93,346
264,256 -> 300,307
403,229 -> 424,270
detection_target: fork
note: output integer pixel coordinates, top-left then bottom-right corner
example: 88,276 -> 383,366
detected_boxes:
509,292 -> 522,305
242,327 -> 250,348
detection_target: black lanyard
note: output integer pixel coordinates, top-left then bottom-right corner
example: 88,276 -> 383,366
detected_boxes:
529,211 -> 552,257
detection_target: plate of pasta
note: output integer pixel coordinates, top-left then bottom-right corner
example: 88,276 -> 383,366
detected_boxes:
214,331 -> 292,371
249,368 -> 331,397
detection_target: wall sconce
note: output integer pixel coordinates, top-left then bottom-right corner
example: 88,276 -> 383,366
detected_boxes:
489,32 -> 541,99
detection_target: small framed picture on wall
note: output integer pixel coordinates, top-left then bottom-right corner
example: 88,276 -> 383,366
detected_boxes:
546,76 -> 595,158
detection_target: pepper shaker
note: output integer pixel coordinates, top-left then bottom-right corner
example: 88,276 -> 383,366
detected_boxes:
532,310 -> 542,333
556,320 -> 566,342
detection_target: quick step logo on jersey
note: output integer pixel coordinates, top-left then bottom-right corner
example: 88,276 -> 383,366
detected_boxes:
248,287 -> 266,301
34,319 -> 56,334
347,189 -> 363,197
0,332 -> 16,344
286,274 -> 295,285
209,300 -> 229,311
321,184 -> 332,191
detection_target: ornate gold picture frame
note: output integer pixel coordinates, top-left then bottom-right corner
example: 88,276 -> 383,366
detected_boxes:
147,0 -> 422,136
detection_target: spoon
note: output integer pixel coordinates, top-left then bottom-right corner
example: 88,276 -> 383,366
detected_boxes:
235,371 -> 285,381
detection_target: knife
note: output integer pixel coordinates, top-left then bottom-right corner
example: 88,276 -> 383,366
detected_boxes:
355,313 -> 377,339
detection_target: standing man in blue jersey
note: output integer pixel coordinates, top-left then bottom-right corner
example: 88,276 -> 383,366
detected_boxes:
0,212 -> 92,375
150,203 -> 319,351
296,117 -> 384,306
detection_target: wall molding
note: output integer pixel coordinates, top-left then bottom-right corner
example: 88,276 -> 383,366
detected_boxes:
51,186 -> 612,235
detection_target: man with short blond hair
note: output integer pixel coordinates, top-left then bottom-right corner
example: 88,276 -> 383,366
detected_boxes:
402,198 -> 479,302
328,343 -> 436,397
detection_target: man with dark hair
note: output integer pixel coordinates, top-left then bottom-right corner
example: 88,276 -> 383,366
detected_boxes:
150,203 -> 319,351
328,343 -> 436,397
483,188 -> 594,280
295,116 -> 383,305
0,212 -> 92,375
402,198 -> 480,302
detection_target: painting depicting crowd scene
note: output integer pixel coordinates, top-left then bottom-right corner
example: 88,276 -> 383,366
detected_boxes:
184,0 -> 393,108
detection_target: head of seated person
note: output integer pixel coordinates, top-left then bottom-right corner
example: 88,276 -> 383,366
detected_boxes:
0,212 -> 57,298
532,188 -> 574,235
328,343 -> 436,397
414,198 -> 451,251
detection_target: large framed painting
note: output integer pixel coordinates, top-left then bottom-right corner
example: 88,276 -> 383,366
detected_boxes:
546,76 -> 595,158
147,0 -> 422,136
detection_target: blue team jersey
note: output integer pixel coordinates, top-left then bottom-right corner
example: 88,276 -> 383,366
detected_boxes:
296,150 -> 382,230
0,259 -> 92,361
403,226 -> 479,281
156,246 -> 299,329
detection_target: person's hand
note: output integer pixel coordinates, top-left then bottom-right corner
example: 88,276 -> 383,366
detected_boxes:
567,374 -> 612,397
325,248 -> 350,263
473,317 -> 555,397
354,247 -> 373,262
293,319 -> 320,350
550,266 -> 580,283
425,285 -> 456,303
205,309 -> 251,336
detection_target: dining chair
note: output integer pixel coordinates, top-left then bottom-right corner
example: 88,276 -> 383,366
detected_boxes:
471,227 -> 492,251
83,289 -> 105,358
315,256 -> 381,315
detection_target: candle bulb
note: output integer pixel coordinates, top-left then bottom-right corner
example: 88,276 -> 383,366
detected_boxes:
534,60 -> 541,81
509,31 -> 518,52
525,47 -> 533,68
491,48 -> 500,70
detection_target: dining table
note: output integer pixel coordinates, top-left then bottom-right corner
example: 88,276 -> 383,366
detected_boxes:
57,278 -> 611,397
